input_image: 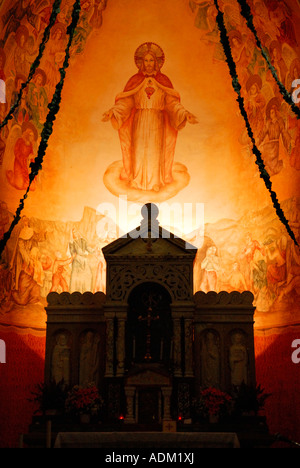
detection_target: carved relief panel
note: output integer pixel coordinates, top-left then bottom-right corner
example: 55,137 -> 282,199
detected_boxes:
106,261 -> 193,303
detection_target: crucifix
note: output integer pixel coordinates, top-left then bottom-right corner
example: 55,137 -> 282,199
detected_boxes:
138,293 -> 160,361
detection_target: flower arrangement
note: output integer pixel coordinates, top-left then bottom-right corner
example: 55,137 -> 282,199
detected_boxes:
65,383 -> 104,417
199,387 -> 232,419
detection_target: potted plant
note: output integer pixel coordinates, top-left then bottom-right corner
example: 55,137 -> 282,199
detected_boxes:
232,383 -> 271,418
65,382 -> 104,424
195,387 -> 232,423
30,379 -> 69,416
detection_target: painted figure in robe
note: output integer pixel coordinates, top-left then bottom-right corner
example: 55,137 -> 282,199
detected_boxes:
68,228 -> 94,293
6,121 -> 38,190
102,42 -> 197,192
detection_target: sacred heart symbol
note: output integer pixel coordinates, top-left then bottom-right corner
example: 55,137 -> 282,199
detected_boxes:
145,79 -> 155,99
145,86 -> 155,99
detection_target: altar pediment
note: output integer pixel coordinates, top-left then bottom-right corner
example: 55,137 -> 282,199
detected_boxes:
102,203 -> 197,260
102,204 -> 197,303
103,235 -> 196,258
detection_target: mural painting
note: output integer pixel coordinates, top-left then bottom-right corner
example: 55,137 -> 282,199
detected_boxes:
0,0 -> 299,336
102,41 -> 198,202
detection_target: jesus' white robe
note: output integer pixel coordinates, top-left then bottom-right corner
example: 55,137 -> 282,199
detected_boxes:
110,75 -> 188,191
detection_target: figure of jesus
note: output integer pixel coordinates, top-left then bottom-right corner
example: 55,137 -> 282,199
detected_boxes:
102,42 -> 197,192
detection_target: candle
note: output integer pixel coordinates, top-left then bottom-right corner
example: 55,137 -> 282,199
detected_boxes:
170,339 -> 173,359
160,339 -> 163,360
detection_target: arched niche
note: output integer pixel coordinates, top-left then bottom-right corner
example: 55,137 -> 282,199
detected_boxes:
125,282 -> 173,368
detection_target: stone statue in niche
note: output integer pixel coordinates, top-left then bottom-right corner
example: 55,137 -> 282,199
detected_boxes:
229,331 -> 248,387
51,332 -> 70,385
79,330 -> 100,386
201,330 -> 220,388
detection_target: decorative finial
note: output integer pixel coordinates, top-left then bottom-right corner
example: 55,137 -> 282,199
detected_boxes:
141,203 -> 159,239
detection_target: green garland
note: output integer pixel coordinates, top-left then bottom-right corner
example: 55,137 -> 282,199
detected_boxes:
213,0 -> 298,247
0,0 -> 82,256
0,0 -> 63,131
236,0 -> 300,120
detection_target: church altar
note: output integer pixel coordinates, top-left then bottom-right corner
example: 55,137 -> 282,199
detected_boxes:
43,204 -> 257,428
20,203 -> 269,449
54,431 -> 240,449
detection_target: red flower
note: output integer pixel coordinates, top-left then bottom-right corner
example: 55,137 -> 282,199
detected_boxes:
200,387 -> 232,416
65,383 -> 103,414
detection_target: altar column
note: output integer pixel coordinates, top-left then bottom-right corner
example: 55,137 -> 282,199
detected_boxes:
184,318 -> 194,377
116,314 -> 126,376
173,317 -> 182,377
162,386 -> 172,421
104,315 -> 114,377
124,386 -> 136,424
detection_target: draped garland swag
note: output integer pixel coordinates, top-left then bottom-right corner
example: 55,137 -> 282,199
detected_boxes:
236,0 -> 300,120
0,0 -> 298,257
0,0 -> 63,131
213,0 -> 299,247
0,0 -> 82,255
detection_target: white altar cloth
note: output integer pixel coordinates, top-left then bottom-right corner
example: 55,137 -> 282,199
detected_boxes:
54,431 -> 240,448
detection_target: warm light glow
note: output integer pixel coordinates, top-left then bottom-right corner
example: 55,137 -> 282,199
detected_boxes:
0,0 -> 299,336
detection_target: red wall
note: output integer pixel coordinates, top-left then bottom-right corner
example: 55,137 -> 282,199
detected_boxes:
0,329 -> 300,448
255,331 -> 300,444
0,332 -> 45,448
